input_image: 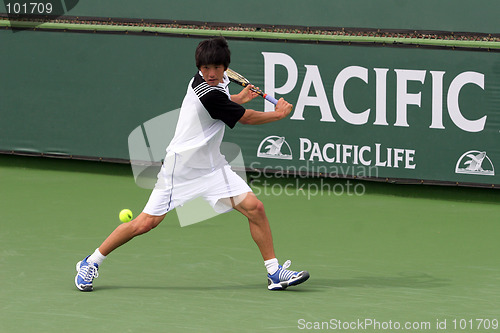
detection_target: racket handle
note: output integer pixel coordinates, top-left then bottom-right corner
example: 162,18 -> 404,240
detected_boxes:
263,94 -> 278,105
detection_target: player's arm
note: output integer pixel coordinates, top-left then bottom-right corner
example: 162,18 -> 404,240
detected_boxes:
238,98 -> 293,125
231,85 -> 259,105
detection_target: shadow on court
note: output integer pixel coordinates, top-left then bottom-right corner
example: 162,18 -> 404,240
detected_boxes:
309,273 -> 450,289
94,283 -> 264,292
92,272 -> 449,293
94,282 -> 323,293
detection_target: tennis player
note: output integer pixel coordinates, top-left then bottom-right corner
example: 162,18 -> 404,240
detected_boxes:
75,37 -> 309,291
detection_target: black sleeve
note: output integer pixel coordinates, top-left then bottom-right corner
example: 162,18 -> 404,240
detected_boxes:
200,90 -> 246,129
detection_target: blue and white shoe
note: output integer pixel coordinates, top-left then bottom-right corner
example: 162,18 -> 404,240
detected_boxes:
75,256 -> 99,291
267,260 -> 310,290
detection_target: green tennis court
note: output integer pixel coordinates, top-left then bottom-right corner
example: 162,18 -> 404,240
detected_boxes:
1,154 -> 499,332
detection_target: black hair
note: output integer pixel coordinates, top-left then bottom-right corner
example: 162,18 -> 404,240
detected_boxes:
195,37 -> 231,70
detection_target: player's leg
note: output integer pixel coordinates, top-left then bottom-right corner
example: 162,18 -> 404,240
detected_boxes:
75,213 -> 166,291
233,193 -> 310,290
99,212 -> 166,256
232,192 -> 275,260
75,152 -> 179,291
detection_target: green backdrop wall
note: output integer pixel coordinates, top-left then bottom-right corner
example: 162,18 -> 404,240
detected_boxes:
2,0 -> 498,33
1,2 -> 499,186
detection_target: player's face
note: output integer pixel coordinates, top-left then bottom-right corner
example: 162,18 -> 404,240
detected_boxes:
200,64 -> 225,86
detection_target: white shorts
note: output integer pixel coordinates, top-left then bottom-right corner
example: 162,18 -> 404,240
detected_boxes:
143,157 -> 251,216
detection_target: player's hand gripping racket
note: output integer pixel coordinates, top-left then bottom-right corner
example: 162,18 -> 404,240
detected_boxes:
226,68 -> 278,105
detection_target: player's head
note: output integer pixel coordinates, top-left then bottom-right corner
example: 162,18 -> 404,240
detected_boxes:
195,37 -> 231,70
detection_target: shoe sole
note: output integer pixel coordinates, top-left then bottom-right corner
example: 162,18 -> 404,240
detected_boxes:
268,271 -> 310,290
75,261 -> 93,292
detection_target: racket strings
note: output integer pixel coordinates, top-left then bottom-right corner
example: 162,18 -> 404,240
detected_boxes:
227,68 -> 269,99
226,70 -> 249,83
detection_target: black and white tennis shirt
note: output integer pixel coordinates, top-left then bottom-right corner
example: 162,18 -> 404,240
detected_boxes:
166,71 -> 246,174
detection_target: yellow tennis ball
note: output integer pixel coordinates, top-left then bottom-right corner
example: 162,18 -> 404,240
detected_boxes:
119,209 -> 133,223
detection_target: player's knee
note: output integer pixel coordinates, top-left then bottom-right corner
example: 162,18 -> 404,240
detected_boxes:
247,198 -> 266,218
132,215 -> 163,235
255,199 -> 265,214
135,222 -> 153,235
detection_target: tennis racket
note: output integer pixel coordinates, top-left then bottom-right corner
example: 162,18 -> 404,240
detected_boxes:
226,68 -> 278,105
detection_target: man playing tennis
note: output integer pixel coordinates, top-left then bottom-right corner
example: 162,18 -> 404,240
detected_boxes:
75,37 -> 309,291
